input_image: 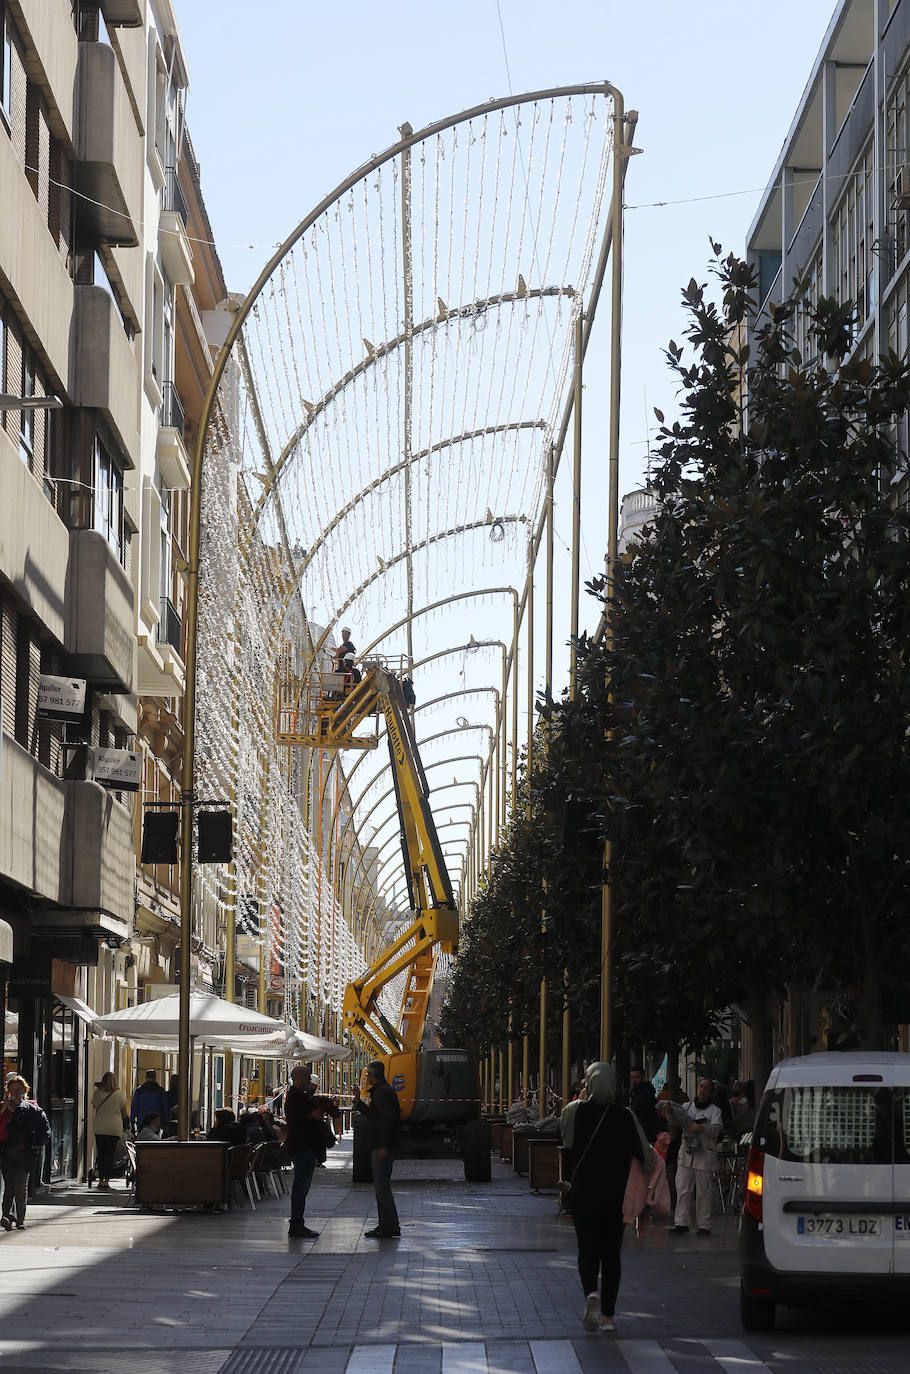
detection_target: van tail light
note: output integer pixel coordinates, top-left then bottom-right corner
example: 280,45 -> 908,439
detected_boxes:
743,1146 -> 764,1222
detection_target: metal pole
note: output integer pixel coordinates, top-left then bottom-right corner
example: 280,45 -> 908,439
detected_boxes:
600,99 -> 635,1063
400,124 -> 415,670
539,442 -> 554,1122
563,312 -> 584,1110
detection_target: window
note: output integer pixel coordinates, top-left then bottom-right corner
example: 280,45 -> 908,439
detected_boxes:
756,1086 -> 892,1166
794,246 -> 823,366
0,2 -> 11,132
0,302 -> 6,394
18,346 -> 34,468
92,434 -> 124,563
831,142 -> 875,339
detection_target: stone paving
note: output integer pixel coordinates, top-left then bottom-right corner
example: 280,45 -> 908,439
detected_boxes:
0,1138 -> 905,1372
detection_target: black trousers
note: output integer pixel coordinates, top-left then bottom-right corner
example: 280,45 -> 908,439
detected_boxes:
570,1204 -> 626,1316
94,1133 -> 119,1182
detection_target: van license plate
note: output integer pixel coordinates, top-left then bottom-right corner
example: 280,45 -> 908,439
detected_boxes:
796,1216 -> 881,1236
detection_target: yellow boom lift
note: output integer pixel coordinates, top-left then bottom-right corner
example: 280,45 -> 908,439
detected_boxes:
276,656 -> 491,1181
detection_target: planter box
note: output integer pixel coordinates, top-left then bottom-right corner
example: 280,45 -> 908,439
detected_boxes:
528,1138 -> 560,1191
512,1131 -> 530,1175
499,1124 -> 513,1159
135,1140 -> 228,1207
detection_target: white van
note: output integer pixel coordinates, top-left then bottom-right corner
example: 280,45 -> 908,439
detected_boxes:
739,1051 -> 910,1331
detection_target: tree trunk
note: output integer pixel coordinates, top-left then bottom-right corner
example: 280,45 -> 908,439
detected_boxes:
860,910 -> 884,1050
747,985 -> 773,1092
665,1035 -> 681,1094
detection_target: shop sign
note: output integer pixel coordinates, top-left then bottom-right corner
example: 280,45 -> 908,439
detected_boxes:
267,974 -> 285,993
92,748 -> 141,792
37,675 -> 86,723
236,936 -> 260,966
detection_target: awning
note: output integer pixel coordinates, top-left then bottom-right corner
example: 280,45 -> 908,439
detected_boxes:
0,919 -> 12,965
56,995 -> 107,1034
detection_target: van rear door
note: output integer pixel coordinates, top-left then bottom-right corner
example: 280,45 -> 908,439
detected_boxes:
760,1063 -> 893,1278
892,1076 -> 910,1274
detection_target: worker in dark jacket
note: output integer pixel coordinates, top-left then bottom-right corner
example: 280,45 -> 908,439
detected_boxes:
354,1060 -> 401,1238
0,1075 -> 50,1231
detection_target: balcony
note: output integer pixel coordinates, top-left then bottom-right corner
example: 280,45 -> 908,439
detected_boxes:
137,589 -> 186,697
157,596 -> 183,654
0,126 -> 74,386
0,743 -> 131,942
98,0 -> 143,26
73,285 -> 140,467
67,528 -> 136,693
75,41 -> 141,245
156,381 -> 191,489
160,166 -> 194,286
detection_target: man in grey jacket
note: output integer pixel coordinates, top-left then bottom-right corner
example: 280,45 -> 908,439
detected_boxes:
661,1078 -> 723,1236
353,1061 -> 401,1238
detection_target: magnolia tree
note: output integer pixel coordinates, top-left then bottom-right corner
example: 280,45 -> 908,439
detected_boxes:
442,248 -> 910,1087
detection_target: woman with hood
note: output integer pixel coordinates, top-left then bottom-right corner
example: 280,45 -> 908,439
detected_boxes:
560,1062 -> 651,1333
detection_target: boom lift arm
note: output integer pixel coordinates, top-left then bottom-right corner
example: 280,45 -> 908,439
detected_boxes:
339,668 -> 459,1060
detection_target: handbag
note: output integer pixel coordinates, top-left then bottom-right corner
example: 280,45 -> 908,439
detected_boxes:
321,1117 -> 337,1151
557,1107 -> 608,1200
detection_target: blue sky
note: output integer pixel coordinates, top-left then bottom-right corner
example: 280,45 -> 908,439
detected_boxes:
177,0 -> 834,498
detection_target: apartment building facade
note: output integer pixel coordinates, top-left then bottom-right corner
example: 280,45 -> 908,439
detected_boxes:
0,0 -> 231,1178
747,0 -> 910,475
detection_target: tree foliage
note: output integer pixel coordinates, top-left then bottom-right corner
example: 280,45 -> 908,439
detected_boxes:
440,248 -> 910,1081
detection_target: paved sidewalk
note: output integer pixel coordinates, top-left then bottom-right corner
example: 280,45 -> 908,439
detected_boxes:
0,1138 -> 905,1372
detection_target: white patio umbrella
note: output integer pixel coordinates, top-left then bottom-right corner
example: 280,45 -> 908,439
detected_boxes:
287,1030 -> 352,1062
95,990 -> 294,1053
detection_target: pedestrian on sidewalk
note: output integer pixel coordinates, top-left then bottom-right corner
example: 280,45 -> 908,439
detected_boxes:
559,1062 -> 649,1334
130,1070 -> 169,1135
661,1078 -> 722,1236
354,1060 -> 401,1238
284,1065 -> 341,1238
92,1071 -> 129,1190
0,1075 -> 50,1231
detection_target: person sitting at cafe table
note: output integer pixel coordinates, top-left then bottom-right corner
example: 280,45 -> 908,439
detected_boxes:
207,1108 -> 246,1146
137,1111 -> 162,1141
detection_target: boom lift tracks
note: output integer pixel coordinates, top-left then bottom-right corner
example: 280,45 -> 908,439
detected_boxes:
276,657 -> 490,1182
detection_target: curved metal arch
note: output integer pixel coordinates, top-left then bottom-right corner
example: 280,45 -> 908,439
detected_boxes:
249,354 -> 556,528
345,783 -> 476,925
334,690 -> 501,898
343,746 -> 490,918
271,423 -> 545,621
273,518 -> 524,679
319,639 -> 504,851
330,680 -> 506,861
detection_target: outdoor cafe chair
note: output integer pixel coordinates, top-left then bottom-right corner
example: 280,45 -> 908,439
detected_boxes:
227,1144 -> 257,1209
252,1139 -> 285,1199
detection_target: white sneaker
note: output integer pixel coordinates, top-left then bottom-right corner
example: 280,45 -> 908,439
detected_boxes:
599,1316 -> 616,1332
582,1293 -> 600,1331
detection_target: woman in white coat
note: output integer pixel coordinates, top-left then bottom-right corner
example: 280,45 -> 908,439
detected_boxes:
91,1072 -> 128,1190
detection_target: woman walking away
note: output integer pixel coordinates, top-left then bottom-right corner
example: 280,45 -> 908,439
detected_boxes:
92,1072 -> 128,1190
560,1062 -> 650,1334
0,1076 -> 50,1231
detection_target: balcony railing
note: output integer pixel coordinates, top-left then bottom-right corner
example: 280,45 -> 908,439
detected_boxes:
160,380 -> 185,436
163,166 -> 188,226
157,595 -> 182,654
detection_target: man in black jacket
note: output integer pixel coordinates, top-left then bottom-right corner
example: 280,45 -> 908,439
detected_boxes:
354,1061 -> 401,1238
284,1066 -> 340,1238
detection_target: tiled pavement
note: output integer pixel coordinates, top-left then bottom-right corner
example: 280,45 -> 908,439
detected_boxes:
0,1140 -> 905,1372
